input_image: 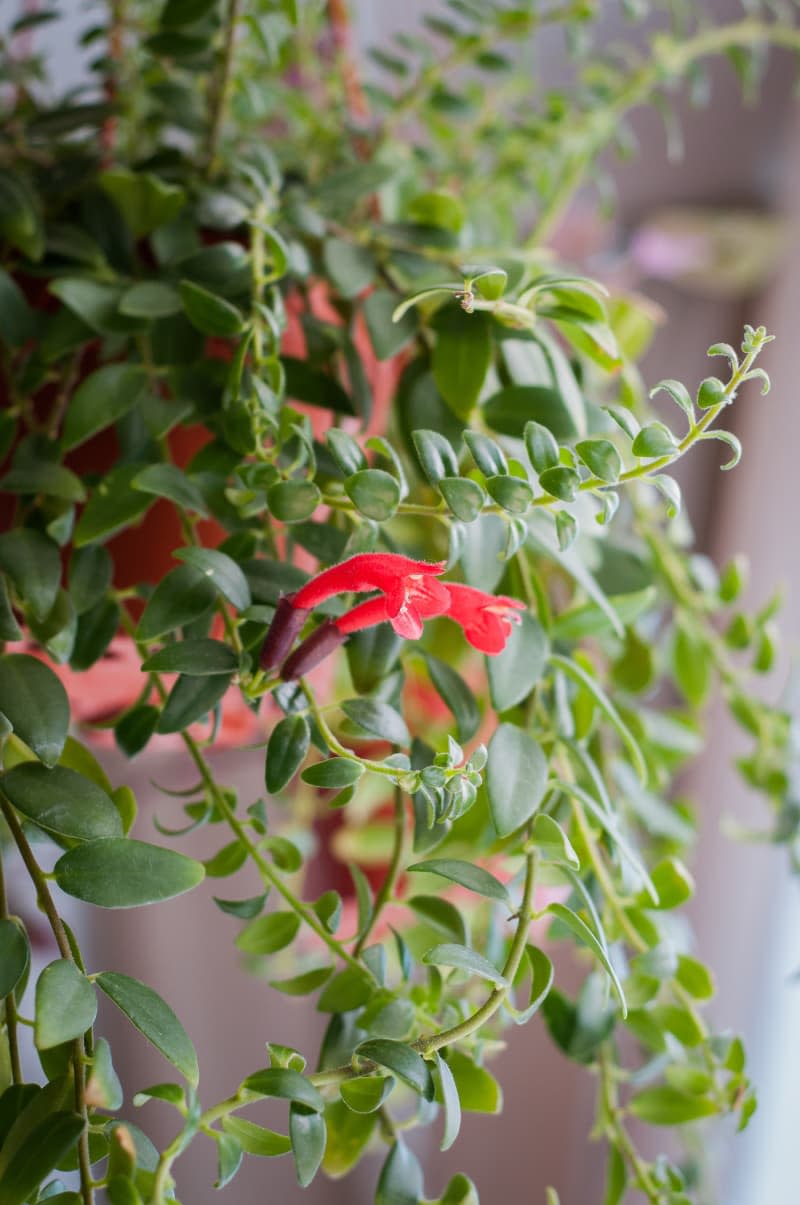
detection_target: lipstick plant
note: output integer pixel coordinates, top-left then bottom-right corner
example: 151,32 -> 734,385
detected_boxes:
0,3 -> 798,1204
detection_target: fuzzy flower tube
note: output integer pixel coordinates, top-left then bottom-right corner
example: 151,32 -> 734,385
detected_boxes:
260,552 -> 526,679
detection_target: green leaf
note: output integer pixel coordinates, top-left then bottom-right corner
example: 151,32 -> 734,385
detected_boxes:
161,0 -> 221,27
675,955 -> 714,1000
301,759 -> 364,789
364,290 -> 418,360
434,1051 -> 461,1152
650,378 -> 694,421
438,1173 -> 480,1205
100,169 -> 185,237
214,1132 -> 243,1189
0,575 -> 22,641
179,279 -> 244,337
142,638 -> 237,676
114,705 -> 159,759
344,469 -> 400,521
323,238 -> 375,297
646,857 -> 695,910
356,1040 -> 434,1099
547,903 -> 626,1014
2,763 -> 123,844
486,475 -> 533,514
68,545 -> 113,616
136,564 -> 218,640
242,1068 -> 324,1112
631,422 -> 676,458
538,465 -> 580,501
699,428 -> 742,471
551,655 -> 647,782
424,654 -> 480,742
0,269 -> 36,347
283,358 -> 353,415
524,420 -> 560,473
463,430 -> 507,477
376,1139 -> 424,1205
266,715 -> 310,794
204,840 -> 247,878
0,169 -> 44,261
509,945 -> 554,1025
118,281 -> 182,318
35,960 -> 97,1049
0,529 -> 61,622
214,892 -> 268,920
486,723 -> 547,837
48,278 -> 126,335
412,429 -> 459,485
0,654 -> 70,767
96,971 -> 198,1085
575,438 -> 621,483
696,376 -> 726,409
0,1113 -> 84,1205
422,943 -> 506,986
341,698 -> 410,746
530,814 -> 580,868
488,612 -> 548,712
156,672 -> 232,733
409,190 -> 465,232
54,839 -> 205,908
485,385 -> 580,441
62,365 -> 147,451
317,967 -> 374,1013
0,461 -> 85,503
407,895 -> 467,944
73,465 -> 155,545
327,429 -> 367,476
86,1037 -> 123,1111
132,464 -> 209,516
627,1086 -> 717,1126
471,266 -> 507,300
340,1076 -> 394,1114
172,547 -> 251,612
407,859 -> 510,906
672,621 -> 711,707
269,966 -> 334,996
266,480 -> 322,523
438,476 -> 485,523
221,1116 -> 290,1156
322,1102 -> 375,1178
236,911 -> 300,955
445,1050 -> 501,1113
0,919 -> 29,998
432,309 -> 491,418
290,1104 -> 326,1187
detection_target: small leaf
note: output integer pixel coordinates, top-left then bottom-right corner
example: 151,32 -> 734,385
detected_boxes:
407,858 -> 509,906
627,1086 -> 716,1125
486,724 -> 548,837
357,1040 -> 434,1099
96,971 -> 199,1085
575,438 -> 621,483
538,466 -> 580,502
62,364 -> 147,451
35,960 -> 97,1049
142,638 -> 238,676
317,966 -> 374,1013
54,839 -> 205,908
214,1132 -> 243,1189
301,759 -> 363,789
699,428 -> 742,471
0,918 -> 29,998
340,1076 -> 394,1114
435,1051 -> 461,1152
0,529 -> 61,622
412,429 -> 459,485
488,612 -> 549,711
266,715 -> 310,794
72,465 -> 154,545
423,654 -> 480,742
433,309 -> 491,419
242,1068 -> 324,1112
156,672 -> 232,733
266,480 -> 322,523
365,290 -> 418,359
290,1104 -> 326,1187
173,547 -> 251,611
438,477 -> 485,523
221,1116 -> 290,1156
530,813 -> 579,868
344,469 -> 400,522
551,655 -> 647,782
650,378 -> 694,420
631,422 -> 676,458
136,564 -> 218,640
547,903 -> 626,1015
0,654 -> 70,767
341,699 -> 410,746
422,943 -> 506,986
236,911 -> 300,955
407,895 -> 467,944
132,464 -> 209,516
2,763 -> 123,843
486,475 -> 533,514
376,1139 -> 425,1205
323,238 -> 375,298
179,279 -> 244,336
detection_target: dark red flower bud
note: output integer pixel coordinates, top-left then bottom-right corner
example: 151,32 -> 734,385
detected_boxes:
280,620 -> 348,680
259,594 -> 310,673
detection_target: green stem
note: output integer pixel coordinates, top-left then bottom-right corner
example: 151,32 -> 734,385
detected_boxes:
526,18 -> 800,247
599,1046 -> 665,1204
0,794 -> 94,1205
300,683 -> 410,781
206,0 -> 242,177
0,848 -> 22,1084
353,786 -> 407,957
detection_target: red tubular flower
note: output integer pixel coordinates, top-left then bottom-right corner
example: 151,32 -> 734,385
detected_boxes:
442,583 -> 526,654
292,552 -> 449,630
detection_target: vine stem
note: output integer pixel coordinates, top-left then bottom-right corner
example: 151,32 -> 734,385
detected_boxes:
0,847 -> 22,1083
206,0 -> 242,178
0,793 -> 94,1205
598,1046 -> 666,1204
353,785 -> 407,957
526,17 -> 800,247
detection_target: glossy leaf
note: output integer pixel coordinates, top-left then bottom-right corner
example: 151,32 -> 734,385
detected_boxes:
2,763 -> 123,843
341,698 -> 410,746
132,464 -> 209,516
266,715 -> 310,794
0,919 -> 29,998
242,1068 -> 324,1112
173,547 -> 252,611
142,638 -> 238,676
290,1104 -> 326,1187
407,858 -> 510,906
179,279 -> 244,336
0,529 -> 61,622
0,654 -> 69,767
340,1076 -> 394,1114
236,912 -> 300,955
156,672 -> 232,732
35,960 -> 97,1049
54,839 -> 205,908
345,469 -> 401,521
96,971 -> 199,1085
375,1139 -> 424,1205
435,1051 -> 461,1151
424,654 -> 481,742
488,612 -> 549,711
486,723 -> 547,837
433,309 -> 491,418
136,564 -> 218,640
356,1040 -> 434,1098
62,365 -> 146,451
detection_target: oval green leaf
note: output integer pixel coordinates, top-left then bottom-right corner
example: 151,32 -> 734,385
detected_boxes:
0,654 -> 70,767
96,971 -> 199,1086
54,839 -> 205,908
486,723 -> 547,837
2,763 -> 123,844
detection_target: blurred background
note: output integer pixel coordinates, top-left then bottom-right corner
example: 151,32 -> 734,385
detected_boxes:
7,1 -> 800,1200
